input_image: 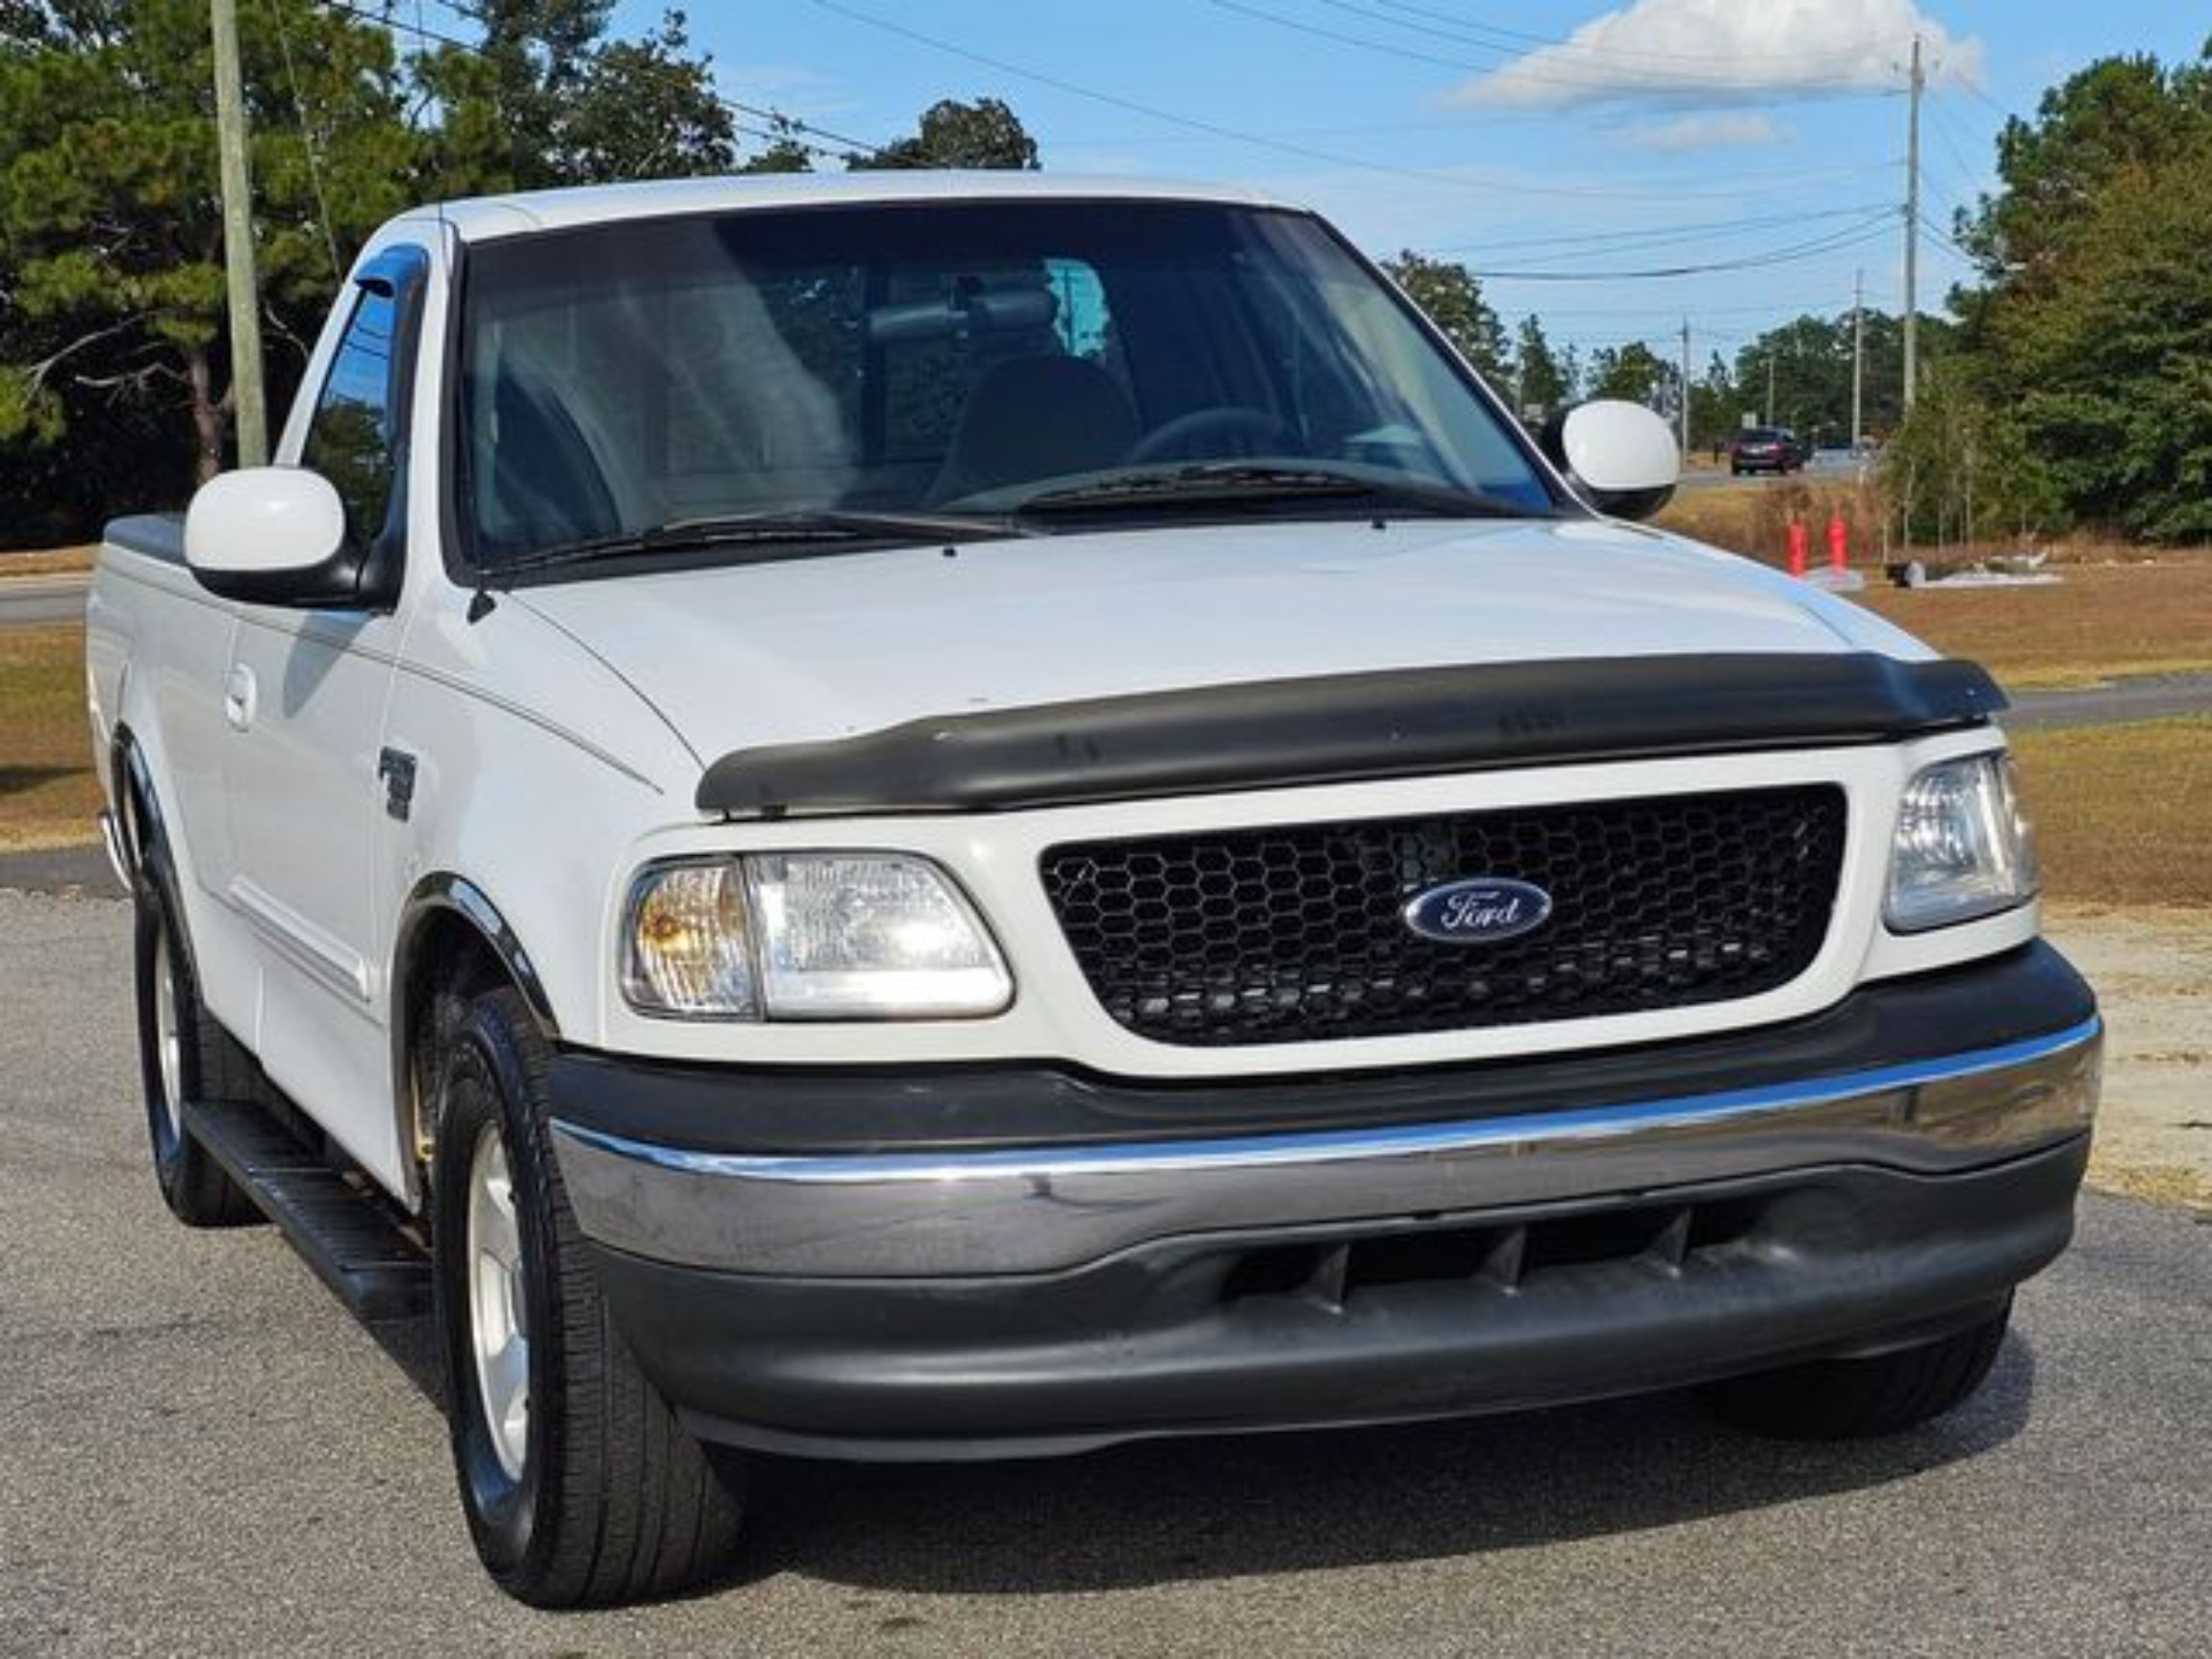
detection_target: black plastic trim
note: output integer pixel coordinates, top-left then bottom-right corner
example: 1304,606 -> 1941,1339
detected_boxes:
104,514 -> 187,567
588,1137 -> 2084,1462
549,941 -> 2091,1157
694,652 -> 2006,819
185,1098 -> 431,1322
391,873 -> 559,1037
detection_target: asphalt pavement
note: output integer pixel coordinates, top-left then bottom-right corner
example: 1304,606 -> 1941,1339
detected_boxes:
1,888 -> 2206,1656
2001,672 -> 2212,731
0,573 -> 89,627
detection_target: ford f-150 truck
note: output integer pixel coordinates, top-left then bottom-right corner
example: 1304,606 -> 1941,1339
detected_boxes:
85,174 -> 2099,1606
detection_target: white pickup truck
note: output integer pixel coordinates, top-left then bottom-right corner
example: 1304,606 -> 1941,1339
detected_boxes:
87,174 -> 2099,1606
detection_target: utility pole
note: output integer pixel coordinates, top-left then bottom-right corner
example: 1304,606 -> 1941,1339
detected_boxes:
1850,268 -> 1866,448
211,0 -> 268,466
1678,317 -> 1692,457
1765,352 -> 1775,427
1901,34 -> 1924,413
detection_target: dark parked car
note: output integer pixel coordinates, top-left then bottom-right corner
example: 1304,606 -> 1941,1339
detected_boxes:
1729,427 -> 1804,476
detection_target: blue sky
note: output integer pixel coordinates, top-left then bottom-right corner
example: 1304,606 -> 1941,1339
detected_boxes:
572,1 -> 2207,364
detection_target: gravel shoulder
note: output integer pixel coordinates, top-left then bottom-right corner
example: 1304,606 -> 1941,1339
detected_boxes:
2047,907 -> 2212,1212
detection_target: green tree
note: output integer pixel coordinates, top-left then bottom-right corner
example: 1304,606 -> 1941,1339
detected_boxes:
1688,350 -> 1738,453
738,117 -> 817,175
1733,310 -> 1947,445
856,97 -> 1039,170
1959,52 -> 2212,289
1511,314 -> 1567,417
0,1 -> 1042,533
415,3 -> 736,189
1381,251 -> 1509,381
1995,133 -> 2212,539
1881,360 -> 2062,546
1951,44 -> 2212,540
0,0 -> 416,478
1588,339 -> 1672,406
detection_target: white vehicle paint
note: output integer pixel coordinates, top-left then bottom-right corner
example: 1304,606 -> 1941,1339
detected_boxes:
84,175 -> 2097,1604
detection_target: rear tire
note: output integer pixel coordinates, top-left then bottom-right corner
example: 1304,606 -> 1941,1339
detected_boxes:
1701,1300 -> 2012,1440
432,985 -> 745,1606
132,839 -> 259,1227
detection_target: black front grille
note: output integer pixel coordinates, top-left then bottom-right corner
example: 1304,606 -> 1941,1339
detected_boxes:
1040,785 -> 1848,1046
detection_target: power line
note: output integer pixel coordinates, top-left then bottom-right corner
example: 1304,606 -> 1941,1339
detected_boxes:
265,0 -> 344,281
430,0 -> 902,163
1521,288 -> 1890,320
1429,202 -> 1890,259
1956,80 -> 2016,121
1916,211 -> 1983,268
317,0 -> 895,169
1452,214 -> 1898,282
809,0 -> 1896,203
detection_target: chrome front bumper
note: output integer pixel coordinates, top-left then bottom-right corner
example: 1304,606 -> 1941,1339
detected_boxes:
551,1015 -> 2101,1279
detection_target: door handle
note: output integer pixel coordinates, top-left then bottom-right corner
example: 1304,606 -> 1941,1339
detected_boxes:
223,664 -> 257,731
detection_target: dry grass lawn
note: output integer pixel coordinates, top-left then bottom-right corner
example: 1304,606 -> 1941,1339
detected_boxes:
0,544 -> 96,578
2010,717 -> 2212,909
1852,561 -> 2212,690
0,625 -> 101,852
1,564 -> 2206,908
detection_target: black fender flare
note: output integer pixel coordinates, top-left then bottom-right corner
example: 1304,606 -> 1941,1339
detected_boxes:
390,873 -> 560,1038
111,726 -> 163,877
388,874 -> 561,1207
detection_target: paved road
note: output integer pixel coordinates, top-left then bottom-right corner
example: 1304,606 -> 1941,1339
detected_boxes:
0,573 -> 88,628
2004,672 -> 2212,732
1677,453 -> 1867,493
1,889 -> 2206,1656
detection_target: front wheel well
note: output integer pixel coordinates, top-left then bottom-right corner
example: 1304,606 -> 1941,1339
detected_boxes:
392,883 -> 559,1207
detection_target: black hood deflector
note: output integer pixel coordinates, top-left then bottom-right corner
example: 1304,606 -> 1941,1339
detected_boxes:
695,652 -> 2006,820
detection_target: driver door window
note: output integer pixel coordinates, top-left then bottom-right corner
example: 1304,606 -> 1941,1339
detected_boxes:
302,285 -> 402,549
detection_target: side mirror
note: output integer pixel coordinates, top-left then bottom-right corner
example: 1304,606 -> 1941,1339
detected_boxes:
184,467 -> 368,607
1539,400 -> 1681,521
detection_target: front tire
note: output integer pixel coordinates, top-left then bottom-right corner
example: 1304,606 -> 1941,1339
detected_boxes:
432,986 -> 744,1606
132,841 -> 259,1227
1701,1300 -> 2012,1439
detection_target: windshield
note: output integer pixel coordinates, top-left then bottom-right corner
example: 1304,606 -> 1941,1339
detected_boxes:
455,199 -> 1560,570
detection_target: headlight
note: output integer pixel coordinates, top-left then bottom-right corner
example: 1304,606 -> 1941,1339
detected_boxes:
1886,753 -> 2039,932
621,854 -> 1011,1020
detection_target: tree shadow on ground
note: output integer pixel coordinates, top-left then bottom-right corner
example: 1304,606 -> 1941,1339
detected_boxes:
0,766 -> 81,797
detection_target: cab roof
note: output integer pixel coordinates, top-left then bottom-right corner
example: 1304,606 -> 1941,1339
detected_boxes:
388,171 -> 1304,244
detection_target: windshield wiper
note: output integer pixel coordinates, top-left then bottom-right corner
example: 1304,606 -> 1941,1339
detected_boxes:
483,509 -> 1036,585
1010,463 -> 1549,521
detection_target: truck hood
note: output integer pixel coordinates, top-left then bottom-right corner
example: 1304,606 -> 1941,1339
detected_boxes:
515,517 -> 1929,767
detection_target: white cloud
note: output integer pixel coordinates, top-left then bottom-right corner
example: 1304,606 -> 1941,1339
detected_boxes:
1445,0 -> 1985,110
1625,112 -> 1780,152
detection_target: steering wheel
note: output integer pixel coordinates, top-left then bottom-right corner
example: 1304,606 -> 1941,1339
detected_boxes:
1127,406 -> 1295,465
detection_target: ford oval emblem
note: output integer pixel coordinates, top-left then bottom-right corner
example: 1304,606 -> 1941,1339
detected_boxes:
1402,877 -> 1553,944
